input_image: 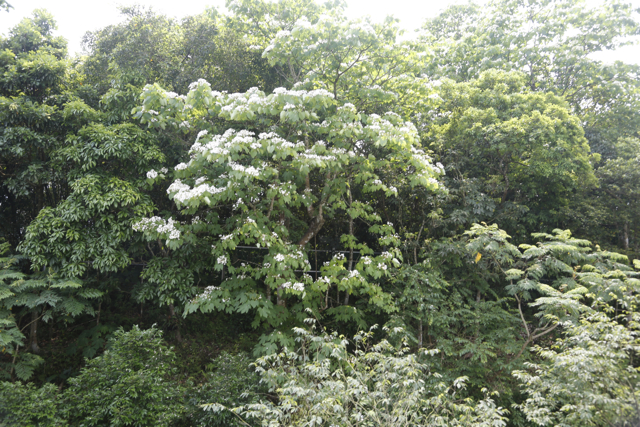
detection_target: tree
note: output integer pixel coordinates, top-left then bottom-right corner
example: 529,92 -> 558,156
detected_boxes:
81,5 -> 275,96
134,79 -> 441,349
421,0 -> 640,145
129,0 -> 444,350
0,9 -> 72,245
419,0 -> 640,254
18,123 -> 163,278
0,1 -> 12,12
569,137 -> 640,253
422,70 -> 596,241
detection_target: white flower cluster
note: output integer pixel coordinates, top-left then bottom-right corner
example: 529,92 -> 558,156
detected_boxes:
199,286 -> 221,299
300,152 -> 336,162
147,169 -> 158,179
167,179 -> 225,204
232,198 -> 244,211
189,78 -> 211,90
281,282 -> 305,292
229,162 -> 260,177
160,167 -> 168,174
175,163 -> 188,171
272,87 -> 334,100
132,216 -> 181,240
196,130 -> 208,142
218,88 -> 270,117
274,254 -> 285,262
217,255 -> 228,265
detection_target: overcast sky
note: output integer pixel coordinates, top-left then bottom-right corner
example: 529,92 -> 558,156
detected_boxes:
1,0 -> 639,63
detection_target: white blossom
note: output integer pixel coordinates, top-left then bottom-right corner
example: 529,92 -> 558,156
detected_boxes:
146,169 -> 158,179
199,286 -> 221,299
196,130 -> 208,142
132,216 -> 181,240
189,78 -> 211,90
281,281 -> 305,292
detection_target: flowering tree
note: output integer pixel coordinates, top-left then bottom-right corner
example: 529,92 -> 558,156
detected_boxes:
133,77 -> 443,347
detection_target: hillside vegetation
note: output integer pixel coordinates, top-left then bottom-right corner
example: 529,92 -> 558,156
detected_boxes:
0,0 -> 639,425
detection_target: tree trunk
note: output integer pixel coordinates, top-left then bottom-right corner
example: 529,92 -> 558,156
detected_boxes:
168,304 -> 183,343
30,309 -> 40,354
418,319 -> 423,349
623,222 -> 629,250
96,301 -> 101,326
345,191 -> 353,306
298,214 -> 325,247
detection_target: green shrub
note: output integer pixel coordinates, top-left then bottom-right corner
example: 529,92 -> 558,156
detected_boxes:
63,325 -> 184,426
182,352 -> 265,427
0,381 -> 66,426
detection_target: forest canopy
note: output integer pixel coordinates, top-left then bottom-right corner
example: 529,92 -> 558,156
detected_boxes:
0,0 -> 639,426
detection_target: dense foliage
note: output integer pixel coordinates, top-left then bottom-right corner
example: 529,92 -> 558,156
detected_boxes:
0,0 -> 639,426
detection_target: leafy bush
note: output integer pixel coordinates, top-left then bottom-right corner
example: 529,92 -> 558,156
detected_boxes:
0,380 -> 66,426
63,325 -> 184,426
514,312 -> 640,426
204,322 -> 508,426
182,351 -> 265,427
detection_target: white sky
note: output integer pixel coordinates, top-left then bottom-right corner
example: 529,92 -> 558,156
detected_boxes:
0,0 -> 639,64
